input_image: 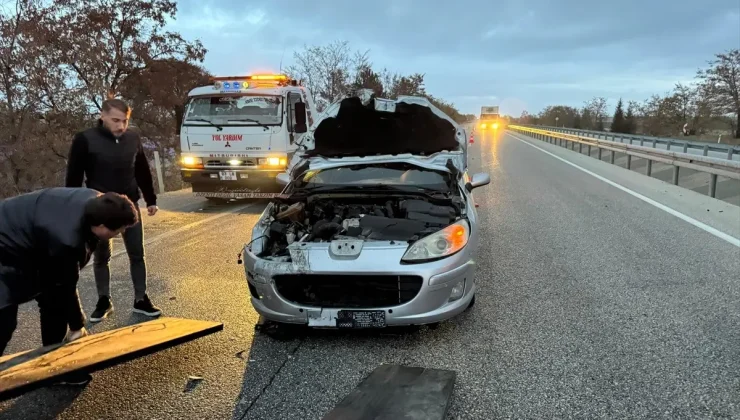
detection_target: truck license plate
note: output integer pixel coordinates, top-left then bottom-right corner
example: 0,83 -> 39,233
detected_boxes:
218,171 -> 237,181
336,310 -> 386,329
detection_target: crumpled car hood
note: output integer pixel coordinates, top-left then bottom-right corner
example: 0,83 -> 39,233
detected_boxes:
288,92 -> 468,177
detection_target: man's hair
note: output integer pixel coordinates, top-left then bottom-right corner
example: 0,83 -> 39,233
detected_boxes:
101,99 -> 131,116
84,192 -> 138,230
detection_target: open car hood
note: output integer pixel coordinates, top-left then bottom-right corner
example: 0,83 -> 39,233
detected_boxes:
287,92 -> 468,178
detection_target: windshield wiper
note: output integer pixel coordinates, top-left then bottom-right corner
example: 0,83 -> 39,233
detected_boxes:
186,118 -> 223,131
227,118 -> 271,131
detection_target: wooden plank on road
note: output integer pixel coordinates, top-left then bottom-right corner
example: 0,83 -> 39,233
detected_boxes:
322,364 -> 456,420
0,317 -> 223,401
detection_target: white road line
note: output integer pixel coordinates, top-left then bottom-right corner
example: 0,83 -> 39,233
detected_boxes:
84,202 -> 258,268
507,132 -> 740,248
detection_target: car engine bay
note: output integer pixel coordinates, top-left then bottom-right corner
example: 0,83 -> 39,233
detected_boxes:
255,195 -> 465,259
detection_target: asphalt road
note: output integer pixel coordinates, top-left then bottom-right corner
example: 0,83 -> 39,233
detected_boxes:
1,128 -> 739,419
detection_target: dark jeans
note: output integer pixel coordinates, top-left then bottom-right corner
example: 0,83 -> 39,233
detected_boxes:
0,294 -> 68,356
93,205 -> 147,301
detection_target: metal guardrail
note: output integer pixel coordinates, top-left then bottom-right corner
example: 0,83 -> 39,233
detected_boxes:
508,125 -> 740,199
518,124 -> 739,161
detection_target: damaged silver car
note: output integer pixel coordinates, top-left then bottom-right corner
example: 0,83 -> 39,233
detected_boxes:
242,93 -> 490,329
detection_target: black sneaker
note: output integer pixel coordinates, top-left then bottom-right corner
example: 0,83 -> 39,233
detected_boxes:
133,294 -> 162,317
53,372 -> 92,386
89,296 -> 113,323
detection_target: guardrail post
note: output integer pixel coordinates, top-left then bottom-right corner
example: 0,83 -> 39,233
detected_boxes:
579,143 -> 583,153
667,140 -> 672,151
647,160 -> 652,176
610,150 -> 615,164
588,145 -> 592,156
571,141 -> 575,151
727,149 -> 734,160
709,174 -> 718,198
682,143 -> 688,153
652,140 -> 657,148
627,155 -> 632,169
598,148 -> 602,160
153,151 -> 166,195
640,138 -> 644,146
672,166 -> 679,185
703,145 -> 709,156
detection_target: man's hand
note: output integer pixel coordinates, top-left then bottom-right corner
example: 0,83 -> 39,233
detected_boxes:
64,327 -> 89,343
147,205 -> 158,216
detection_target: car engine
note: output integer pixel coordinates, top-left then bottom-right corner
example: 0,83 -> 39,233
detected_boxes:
257,196 -> 463,258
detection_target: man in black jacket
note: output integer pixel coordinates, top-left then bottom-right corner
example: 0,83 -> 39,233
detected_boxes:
0,188 -> 138,359
65,99 -> 162,322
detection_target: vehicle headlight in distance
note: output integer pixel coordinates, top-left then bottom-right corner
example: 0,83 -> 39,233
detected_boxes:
401,220 -> 470,263
492,122 -> 499,129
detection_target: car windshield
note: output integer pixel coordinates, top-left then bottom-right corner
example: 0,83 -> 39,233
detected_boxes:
295,164 -> 452,192
184,95 -> 283,125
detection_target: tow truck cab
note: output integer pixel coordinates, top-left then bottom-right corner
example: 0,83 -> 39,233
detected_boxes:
179,74 -> 318,199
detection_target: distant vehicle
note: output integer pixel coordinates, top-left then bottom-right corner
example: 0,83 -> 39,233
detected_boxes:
179,74 -> 318,201
479,105 -> 505,130
241,93 -> 491,330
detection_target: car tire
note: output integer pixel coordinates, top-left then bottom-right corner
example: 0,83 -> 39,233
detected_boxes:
466,294 -> 476,310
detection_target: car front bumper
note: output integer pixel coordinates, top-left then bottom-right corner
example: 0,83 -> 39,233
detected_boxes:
242,241 -> 477,327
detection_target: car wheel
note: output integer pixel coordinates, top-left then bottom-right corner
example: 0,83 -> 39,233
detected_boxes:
466,294 -> 476,310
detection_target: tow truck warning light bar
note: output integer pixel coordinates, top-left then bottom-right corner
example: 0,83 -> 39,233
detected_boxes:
210,74 -> 300,90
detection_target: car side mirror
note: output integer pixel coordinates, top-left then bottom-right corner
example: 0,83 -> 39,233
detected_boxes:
465,172 -> 490,192
276,173 -> 291,186
293,102 -> 307,133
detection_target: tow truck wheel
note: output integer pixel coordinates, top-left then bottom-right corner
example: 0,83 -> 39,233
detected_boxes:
206,197 -> 229,204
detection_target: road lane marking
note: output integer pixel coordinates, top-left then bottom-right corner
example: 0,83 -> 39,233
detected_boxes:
507,132 -> 740,248
84,202 -> 259,268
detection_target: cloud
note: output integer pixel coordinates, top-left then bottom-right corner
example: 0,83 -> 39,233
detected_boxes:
168,0 -> 740,114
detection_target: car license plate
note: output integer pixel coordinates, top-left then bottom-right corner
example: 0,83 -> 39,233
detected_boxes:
218,171 -> 236,181
336,310 -> 386,329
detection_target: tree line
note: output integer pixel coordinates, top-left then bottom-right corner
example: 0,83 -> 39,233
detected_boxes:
0,1 -> 473,200
514,49 -> 740,142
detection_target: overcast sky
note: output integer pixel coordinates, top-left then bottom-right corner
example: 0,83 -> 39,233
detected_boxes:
167,0 -> 740,116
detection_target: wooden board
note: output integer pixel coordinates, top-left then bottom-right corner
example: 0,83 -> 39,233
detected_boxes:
0,317 -> 223,400
322,364 -> 456,420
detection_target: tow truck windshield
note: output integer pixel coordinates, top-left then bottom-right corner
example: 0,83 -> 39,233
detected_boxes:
184,95 -> 283,126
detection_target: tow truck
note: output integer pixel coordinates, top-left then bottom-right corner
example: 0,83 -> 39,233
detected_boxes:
478,105 -> 504,131
179,74 -> 318,200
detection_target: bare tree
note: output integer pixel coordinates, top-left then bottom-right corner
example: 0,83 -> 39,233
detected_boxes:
584,97 -> 608,130
697,49 -> 740,138
285,40 -> 369,112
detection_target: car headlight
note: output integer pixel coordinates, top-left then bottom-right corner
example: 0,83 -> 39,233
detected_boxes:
401,220 -> 470,263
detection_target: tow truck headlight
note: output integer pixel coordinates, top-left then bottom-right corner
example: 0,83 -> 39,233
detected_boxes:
492,122 -> 499,129
181,156 -> 203,167
259,157 -> 288,166
228,159 -> 241,166
480,123 -> 487,129
401,220 -> 470,263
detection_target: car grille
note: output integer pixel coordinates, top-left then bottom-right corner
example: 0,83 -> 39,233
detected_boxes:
273,274 -> 423,308
206,158 -> 258,167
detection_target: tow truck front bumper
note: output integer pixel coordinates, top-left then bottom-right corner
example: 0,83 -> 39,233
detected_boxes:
181,168 -> 285,198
